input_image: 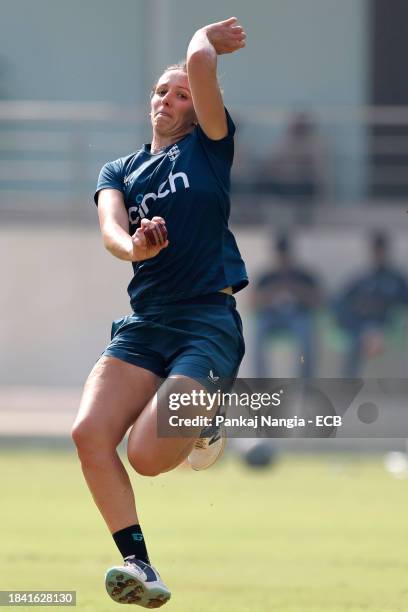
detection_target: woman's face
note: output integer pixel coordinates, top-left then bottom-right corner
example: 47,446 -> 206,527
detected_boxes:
150,70 -> 197,137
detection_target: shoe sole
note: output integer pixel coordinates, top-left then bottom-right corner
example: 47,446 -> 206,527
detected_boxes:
105,567 -> 171,608
190,428 -> 227,471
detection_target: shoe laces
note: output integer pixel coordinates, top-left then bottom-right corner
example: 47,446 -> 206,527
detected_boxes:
124,558 -> 146,575
124,557 -> 160,581
194,437 -> 209,450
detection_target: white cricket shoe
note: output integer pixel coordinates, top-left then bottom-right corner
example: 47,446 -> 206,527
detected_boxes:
188,422 -> 226,471
105,557 -> 171,607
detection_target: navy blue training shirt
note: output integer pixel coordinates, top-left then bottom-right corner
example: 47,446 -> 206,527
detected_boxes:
94,110 -> 248,309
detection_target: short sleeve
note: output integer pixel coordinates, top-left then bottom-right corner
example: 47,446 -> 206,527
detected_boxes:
94,158 -> 125,205
197,108 -> 235,162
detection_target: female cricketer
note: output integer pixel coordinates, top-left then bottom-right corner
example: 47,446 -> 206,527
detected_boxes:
72,17 -> 247,608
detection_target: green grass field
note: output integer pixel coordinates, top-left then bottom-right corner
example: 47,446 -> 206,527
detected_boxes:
1,448 -> 408,612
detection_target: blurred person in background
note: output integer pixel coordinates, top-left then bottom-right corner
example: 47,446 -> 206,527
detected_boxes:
334,232 -> 408,377
254,111 -> 329,224
253,234 -> 321,378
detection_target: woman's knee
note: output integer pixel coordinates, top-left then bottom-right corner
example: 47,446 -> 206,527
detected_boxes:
71,418 -> 89,450
71,417 -> 114,459
127,446 -> 164,477
127,439 -> 192,476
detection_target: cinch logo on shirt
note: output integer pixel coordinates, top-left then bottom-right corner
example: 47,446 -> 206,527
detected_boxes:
128,170 -> 190,226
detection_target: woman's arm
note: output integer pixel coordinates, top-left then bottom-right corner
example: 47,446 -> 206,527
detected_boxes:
97,189 -> 168,262
98,189 -> 133,260
187,17 -> 246,140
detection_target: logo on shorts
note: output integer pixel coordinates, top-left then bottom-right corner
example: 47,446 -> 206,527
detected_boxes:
208,370 -> 220,384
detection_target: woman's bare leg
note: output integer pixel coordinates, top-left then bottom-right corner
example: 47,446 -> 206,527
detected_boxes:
71,356 -> 160,533
127,375 -> 214,475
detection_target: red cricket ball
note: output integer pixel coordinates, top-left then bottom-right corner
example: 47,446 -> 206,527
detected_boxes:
144,222 -> 168,247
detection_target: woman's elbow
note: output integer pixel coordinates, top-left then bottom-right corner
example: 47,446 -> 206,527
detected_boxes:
187,46 -> 216,70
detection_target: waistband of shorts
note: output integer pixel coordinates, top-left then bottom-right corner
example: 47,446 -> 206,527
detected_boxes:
169,292 -> 236,307
132,292 -> 236,311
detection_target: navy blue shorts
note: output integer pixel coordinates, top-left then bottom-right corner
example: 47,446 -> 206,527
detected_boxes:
101,293 -> 245,384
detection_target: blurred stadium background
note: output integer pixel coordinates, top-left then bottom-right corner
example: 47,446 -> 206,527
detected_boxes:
1,2 -> 408,610
1,0 -> 407,439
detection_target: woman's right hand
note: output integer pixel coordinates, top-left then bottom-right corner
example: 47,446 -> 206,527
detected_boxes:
130,217 -> 169,262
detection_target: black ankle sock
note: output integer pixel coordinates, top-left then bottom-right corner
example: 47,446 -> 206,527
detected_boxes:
112,524 -> 150,564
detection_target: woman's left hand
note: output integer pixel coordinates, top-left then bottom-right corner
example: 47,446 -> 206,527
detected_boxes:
203,17 -> 246,55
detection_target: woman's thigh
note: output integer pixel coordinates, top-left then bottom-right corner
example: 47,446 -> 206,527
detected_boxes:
72,356 -> 161,450
127,375 -> 216,475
